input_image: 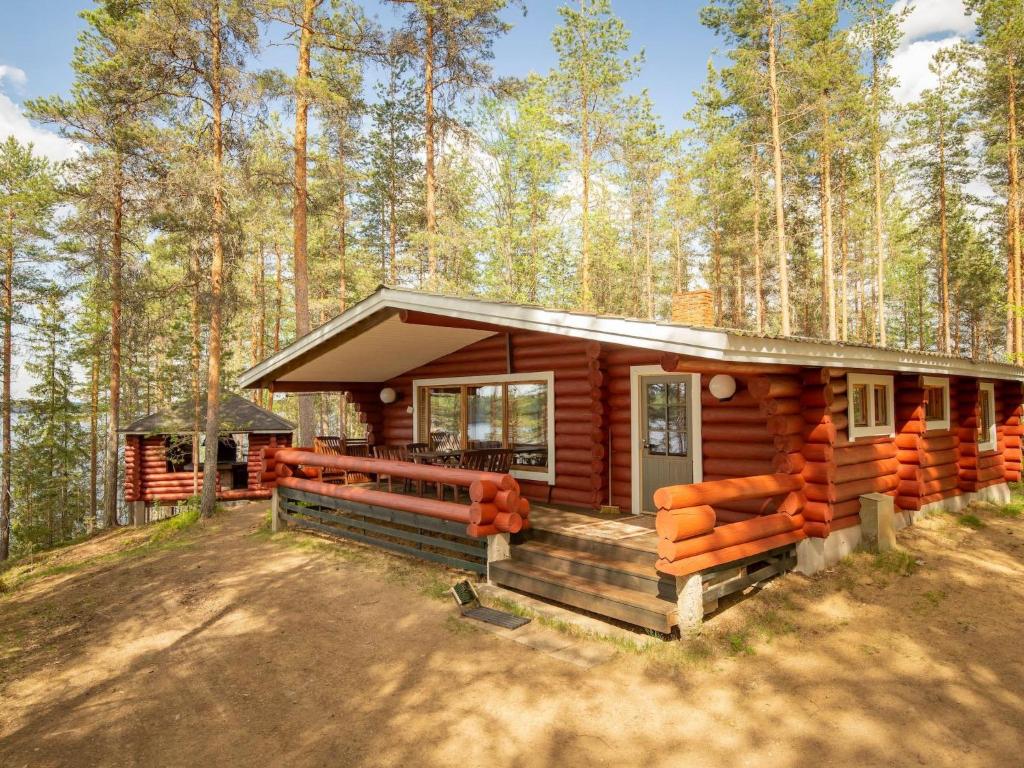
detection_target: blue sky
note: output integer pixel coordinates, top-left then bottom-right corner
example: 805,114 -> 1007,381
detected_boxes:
0,0 -> 717,134
0,0 -> 980,396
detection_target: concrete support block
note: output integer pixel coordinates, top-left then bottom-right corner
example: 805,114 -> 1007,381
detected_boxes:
131,501 -> 146,527
675,573 -> 703,636
795,525 -> 862,575
271,487 -> 281,533
860,493 -> 896,553
486,533 -> 511,583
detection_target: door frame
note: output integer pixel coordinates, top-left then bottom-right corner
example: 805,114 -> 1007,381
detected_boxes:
630,365 -> 702,515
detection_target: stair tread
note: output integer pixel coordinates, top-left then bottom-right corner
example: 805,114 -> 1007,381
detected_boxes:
514,540 -> 664,581
490,559 -> 676,616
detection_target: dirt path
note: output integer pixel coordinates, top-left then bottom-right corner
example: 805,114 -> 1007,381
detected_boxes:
2,501 -> 1024,768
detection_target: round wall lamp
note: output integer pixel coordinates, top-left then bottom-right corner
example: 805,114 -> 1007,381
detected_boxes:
708,374 -> 737,401
379,387 -> 398,404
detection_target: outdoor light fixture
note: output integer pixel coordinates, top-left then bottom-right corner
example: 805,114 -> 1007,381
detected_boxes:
379,387 -> 398,404
709,374 -> 737,401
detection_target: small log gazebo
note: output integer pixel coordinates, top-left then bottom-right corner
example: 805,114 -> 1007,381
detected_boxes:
121,394 -> 293,524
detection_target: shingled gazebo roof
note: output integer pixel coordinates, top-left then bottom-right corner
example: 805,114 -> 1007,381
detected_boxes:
120,394 -> 294,436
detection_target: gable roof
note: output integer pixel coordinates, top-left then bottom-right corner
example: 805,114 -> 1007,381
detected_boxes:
121,394 -> 295,435
238,286 -> 1024,388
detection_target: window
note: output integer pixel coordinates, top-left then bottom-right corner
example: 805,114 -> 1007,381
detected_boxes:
414,372 -> 555,483
847,373 -> 895,439
921,376 -> 950,431
978,382 -> 997,452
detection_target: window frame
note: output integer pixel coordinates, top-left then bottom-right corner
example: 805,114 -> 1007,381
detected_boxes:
847,373 -> 895,440
921,376 -> 951,432
978,382 -> 997,452
412,371 -> 556,485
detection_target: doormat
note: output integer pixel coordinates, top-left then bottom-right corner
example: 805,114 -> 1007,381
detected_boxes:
564,516 -> 654,540
451,580 -> 531,630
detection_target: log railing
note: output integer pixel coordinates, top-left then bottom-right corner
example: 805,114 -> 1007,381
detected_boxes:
653,474 -> 807,576
264,447 -> 529,537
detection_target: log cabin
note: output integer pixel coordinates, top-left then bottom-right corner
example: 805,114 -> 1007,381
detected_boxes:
240,287 -> 1023,634
121,394 -> 293,523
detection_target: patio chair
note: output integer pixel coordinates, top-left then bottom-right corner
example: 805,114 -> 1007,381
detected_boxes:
314,435 -> 348,484
439,449 -> 491,502
487,448 -> 514,474
373,444 -> 410,492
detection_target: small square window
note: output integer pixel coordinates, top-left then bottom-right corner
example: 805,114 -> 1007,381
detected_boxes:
921,376 -> 950,431
847,373 -> 894,439
978,382 -> 997,452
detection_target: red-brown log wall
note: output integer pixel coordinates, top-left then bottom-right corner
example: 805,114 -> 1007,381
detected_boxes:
894,375 -> 961,511
370,331 -> 608,509
998,380 -> 1023,482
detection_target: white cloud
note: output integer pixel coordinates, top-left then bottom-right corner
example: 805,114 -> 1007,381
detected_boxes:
892,0 -> 973,43
0,64 -> 27,89
0,65 -> 79,162
891,36 -> 962,105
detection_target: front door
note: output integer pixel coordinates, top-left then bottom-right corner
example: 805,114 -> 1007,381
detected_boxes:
640,375 -> 693,514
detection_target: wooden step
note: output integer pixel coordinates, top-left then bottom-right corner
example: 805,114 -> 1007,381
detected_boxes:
512,541 -> 676,599
489,559 -> 678,633
523,527 -> 656,566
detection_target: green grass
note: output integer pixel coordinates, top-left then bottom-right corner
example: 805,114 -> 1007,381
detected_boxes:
0,505 -> 207,596
994,502 -> 1022,519
956,513 -> 985,530
872,549 -> 919,576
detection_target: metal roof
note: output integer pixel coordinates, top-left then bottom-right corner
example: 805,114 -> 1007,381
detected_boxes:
121,394 -> 295,435
238,286 -> 1024,387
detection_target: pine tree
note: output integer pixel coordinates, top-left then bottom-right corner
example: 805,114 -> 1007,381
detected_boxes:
0,138 -> 59,560
550,0 -> 640,311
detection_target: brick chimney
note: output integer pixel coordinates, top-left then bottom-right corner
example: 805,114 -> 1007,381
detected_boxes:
671,290 -> 714,327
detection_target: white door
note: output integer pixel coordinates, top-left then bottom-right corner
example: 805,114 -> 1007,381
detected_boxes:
638,374 -> 694,514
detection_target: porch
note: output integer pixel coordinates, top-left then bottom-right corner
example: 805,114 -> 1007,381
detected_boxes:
270,456 -> 799,635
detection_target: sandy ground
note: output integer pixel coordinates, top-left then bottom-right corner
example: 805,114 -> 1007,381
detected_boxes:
2,500 -> 1024,768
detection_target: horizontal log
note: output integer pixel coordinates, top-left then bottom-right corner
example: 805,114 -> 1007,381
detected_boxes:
655,505 -> 716,542
702,389 -> 758,408
748,375 -> 803,399
759,397 -> 801,416
702,441 -> 778,461
702,458 -> 776,477
702,408 -> 768,424
833,458 -> 900,484
469,503 -> 498,524
834,442 -> 898,466
773,452 -> 806,473
655,528 -> 807,576
654,473 -> 804,511
661,353 -> 799,377
768,415 -> 805,435
704,424 -> 775,443
804,520 -> 831,538
658,513 -> 803,560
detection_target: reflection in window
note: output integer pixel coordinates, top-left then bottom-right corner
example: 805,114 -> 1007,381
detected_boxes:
428,387 -> 461,449
417,379 -> 549,472
646,380 -> 687,457
925,386 -> 945,422
851,384 -> 868,427
873,384 -> 888,426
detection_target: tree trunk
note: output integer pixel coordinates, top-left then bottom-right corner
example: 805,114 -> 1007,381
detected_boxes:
191,245 -> 202,496
871,47 -> 887,346
819,96 -> 836,341
1008,62 -> 1022,362
424,8 -> 437,284
752,144 -> 764,333
838,161 -> 850,342
103,159 -> 124,528
293,0 -> 316,447
938,106 -> 951,353
255,241 -> 266,408
89,343 -> 99,529
1,212 -> 12,558
767,2 -> 789,335
201,2 -> 225,519
580,90 -> 592,311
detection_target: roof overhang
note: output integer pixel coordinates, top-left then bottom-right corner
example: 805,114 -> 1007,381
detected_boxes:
239,287 -> 1024,389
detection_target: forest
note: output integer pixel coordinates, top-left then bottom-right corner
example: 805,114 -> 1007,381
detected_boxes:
0,0 -> 1021,559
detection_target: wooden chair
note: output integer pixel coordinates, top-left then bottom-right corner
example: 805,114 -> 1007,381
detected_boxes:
439,449 -> 491,502
314,435 -> 348,484
373,444 -> 409,492
487,448 -> 514,474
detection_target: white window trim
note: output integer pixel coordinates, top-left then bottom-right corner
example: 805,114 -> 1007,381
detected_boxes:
921,376 -> 951,432
847,373 -> 896,440
629,366 -> 702,515
978,382 -> 997,452
411,371 -> 556,485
